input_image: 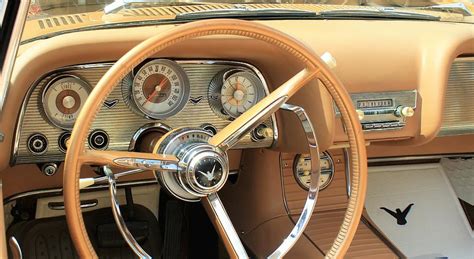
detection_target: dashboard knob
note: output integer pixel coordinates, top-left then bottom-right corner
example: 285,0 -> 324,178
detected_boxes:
258,127 -> 274,138
395,106 -> 415,117
27,133 -> 48,155
356,109 -> 365,121
41,163 -> 57,176
251,124 -> 273,141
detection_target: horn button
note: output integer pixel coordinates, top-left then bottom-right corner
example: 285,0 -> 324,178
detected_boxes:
154,128 -> 229,201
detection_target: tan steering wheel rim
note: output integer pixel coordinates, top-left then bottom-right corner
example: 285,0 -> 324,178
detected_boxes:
64,19 -> 367,258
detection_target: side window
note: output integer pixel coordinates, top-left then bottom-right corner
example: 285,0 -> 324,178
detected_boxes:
0,0 -> 27,112
0,0 -> 5,28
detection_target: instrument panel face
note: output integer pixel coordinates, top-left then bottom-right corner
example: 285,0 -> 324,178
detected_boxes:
293,152 -> 334,191
130,59 -> 190,119
42,75 -> 91,130
14,60 -> 276,164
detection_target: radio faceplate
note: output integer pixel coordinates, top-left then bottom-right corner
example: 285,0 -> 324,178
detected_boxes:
336,90 -> 418,131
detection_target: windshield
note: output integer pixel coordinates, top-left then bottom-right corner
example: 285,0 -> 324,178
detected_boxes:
20,0 -> 474,43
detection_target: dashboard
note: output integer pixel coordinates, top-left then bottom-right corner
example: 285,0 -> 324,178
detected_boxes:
0,19 -> 470,172
12,59 -> 277,164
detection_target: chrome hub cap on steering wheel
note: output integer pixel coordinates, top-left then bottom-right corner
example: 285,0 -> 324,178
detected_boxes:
155,128 -> 229,201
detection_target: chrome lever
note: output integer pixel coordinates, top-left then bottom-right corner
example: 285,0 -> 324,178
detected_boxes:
104,166 -> 151,258
9,237 -> 22,259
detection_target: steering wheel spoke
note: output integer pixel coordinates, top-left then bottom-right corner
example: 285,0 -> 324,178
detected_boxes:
79,149 -> 180,171
208,68 -> 319,151
202,193 -> 249,259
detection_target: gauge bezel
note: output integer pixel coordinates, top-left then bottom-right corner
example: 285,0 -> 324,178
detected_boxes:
208,69 -> 265,119
130,59 -> 190,120
293,152 -> 335,191
41,74 -> 92,130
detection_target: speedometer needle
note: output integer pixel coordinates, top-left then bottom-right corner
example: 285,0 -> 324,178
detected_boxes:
146,77 -> 168,102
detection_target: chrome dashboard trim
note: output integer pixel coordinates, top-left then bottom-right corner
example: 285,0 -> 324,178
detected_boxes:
128,122 -> 172,151
179,59 -> 279,147
12,60 -> 277,164
367,153 -> 474,164
3,179 -> 158,204
335,90 -> 418,132
12,63 -> 115,165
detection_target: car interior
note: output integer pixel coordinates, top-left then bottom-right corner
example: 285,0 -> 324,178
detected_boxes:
0,0 -> 473,258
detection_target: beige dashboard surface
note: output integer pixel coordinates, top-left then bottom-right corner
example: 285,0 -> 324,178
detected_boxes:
0,19 -> 473,170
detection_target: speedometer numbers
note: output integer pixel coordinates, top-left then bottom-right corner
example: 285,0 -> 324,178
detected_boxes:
131,59 -> 190,119
42,75 -> 91,130
209,69 -> 265,120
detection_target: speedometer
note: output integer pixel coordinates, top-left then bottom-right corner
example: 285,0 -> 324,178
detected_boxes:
132,59 -> 190,119
42,75 -> 91,130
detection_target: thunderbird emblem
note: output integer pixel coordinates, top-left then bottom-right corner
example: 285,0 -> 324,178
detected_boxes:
380,203 -> 414,225
189,96 -> 203,105
103,99 -> 119,109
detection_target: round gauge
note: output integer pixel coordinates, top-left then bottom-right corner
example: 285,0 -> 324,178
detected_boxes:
132,59 -> 190,119
42,75 -> 91,130
209,69 -> 265,119
293,152 -> 334,191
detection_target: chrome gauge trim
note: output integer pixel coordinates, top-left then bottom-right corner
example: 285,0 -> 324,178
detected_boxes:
26,133 -> 48,155
293,151 -> 335,191
128,122 -> 172,151
41,74 -> 92,130
13,60 -> 277,165
178,60 -> 278,147
208,68 -> 266,120
129,59 -> 191,120
12,63 -> 114,165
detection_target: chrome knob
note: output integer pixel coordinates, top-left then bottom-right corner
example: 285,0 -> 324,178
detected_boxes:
356,109 -> 365,121
42,163 -> 57,176
395,106 -> 415,117
251,124 -> 273,141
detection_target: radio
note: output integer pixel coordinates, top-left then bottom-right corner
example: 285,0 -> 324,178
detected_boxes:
336,90 -> 417,131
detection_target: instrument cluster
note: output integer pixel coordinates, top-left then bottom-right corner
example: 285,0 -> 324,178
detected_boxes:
15,59 -> 275,165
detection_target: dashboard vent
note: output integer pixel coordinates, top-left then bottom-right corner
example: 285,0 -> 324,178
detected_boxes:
37,14 -> 85,29
439,57 -> 474,136
122,4 -> 231,16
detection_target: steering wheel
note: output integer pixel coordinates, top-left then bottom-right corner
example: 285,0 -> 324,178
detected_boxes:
64,19 -> 367,258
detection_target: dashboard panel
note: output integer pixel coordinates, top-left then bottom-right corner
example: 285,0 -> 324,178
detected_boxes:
13,60 -> 277,164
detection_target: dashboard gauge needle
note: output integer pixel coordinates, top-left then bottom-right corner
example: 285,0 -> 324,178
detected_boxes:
146,78 -> 168,102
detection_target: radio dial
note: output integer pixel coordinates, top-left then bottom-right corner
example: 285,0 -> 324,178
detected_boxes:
395,106 -> 415,118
